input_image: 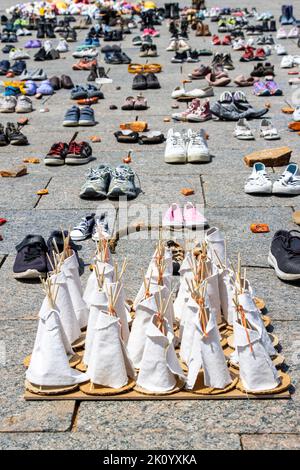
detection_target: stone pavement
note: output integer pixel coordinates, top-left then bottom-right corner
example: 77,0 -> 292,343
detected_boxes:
0,0 -> 300,450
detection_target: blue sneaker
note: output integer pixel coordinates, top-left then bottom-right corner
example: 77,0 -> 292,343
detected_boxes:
11,60 -> 26,75
0,59 -> 10,74
84,36 -> 92,46
63,105 -> 80,127
92,37 -> 100,47
78,106 -> 95,126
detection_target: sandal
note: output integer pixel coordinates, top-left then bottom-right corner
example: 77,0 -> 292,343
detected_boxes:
139,131 -> 164,144
114,130 -> 139,143
259,119 -> 280,140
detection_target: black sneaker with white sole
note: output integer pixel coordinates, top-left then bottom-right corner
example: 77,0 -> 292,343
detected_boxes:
13,235 -> 48,279
268,230 -> 300,281
65,141 -> 93,165
70,214 -> 95,241
6,122 -> 28,145
92,213 -> 111,241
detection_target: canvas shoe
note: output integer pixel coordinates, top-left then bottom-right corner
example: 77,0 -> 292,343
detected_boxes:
15,95 -> 33,113
244,162 -> 272,194
187,129 -> 210,163
9,48 -> 30,60
70,214 -> 95,241
172,99 -> 201,121
234,118 -> 255,140
0,123 -> 8,146
65,141 -> 93,165
183,202 -> 208,228
92,213 -> 111,240
187,100 -> 212,122
13,235 -> 48,279
0,95 -> 16,112
162,203 -> 184,228
272,164 -> 300,195
80,165 -> 112,199
276,27 -> 287,39
280,55 -> 294,68
107,164 -> 138,200
164,129 -> 186,163
72,47 -> 98,58
268,230 -> 300,281
78,106 -> 95,126
6,122 -> 28,145
63,105 -> 80,126
44,142 -> 68,166
288,27 -> 299,38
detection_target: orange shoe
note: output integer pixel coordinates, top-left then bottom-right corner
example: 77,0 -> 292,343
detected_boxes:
288,121 -> 300,131
77,97 -> 98,105
120,121 -> 148,132
72,59 -> 97,71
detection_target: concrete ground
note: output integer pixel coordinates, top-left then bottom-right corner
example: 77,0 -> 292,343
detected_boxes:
0,0 -> 300,450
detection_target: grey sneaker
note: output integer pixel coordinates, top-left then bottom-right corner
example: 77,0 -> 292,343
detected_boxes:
107,164 -> 138,199
79,164 -> 112,199
92,213 -> 111,241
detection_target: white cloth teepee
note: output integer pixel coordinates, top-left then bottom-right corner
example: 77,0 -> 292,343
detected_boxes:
206,268 -> 222,325
233,319 -> 279,392
83,289 -> 108,366
173,251 -> 194,322
50,271 -> 81,345
179,296 -> 198,365
26,299 -> 87,386
104,281 -> 130,344
127,293 -> 158,369
86,311 -> 135,388
83,258 -> 114,307
62,251 -> 89,329
185,299 -> 231,390
218,268 -> 237,325
205,227 -> 228,267
137,316 -> 185,393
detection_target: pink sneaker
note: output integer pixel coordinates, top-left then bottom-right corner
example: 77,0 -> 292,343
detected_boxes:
183,202 -> 207,228
163,203 -> 183,227
149,28 -> 160,37
142,28 -> 151,36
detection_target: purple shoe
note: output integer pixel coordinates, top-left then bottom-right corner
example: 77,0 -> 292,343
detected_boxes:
36,80 -> 54,95
24,80 -> 37,96
31,39 -> 42,48
24,40 -> 33,48
265,80 -> 283,96
253,81 -> 270,96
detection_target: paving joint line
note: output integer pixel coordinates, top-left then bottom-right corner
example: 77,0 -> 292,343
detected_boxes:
0,255 -> 8,271
69,401 -> 81,432
33,177 -> 52,209
199,174 -> 207,208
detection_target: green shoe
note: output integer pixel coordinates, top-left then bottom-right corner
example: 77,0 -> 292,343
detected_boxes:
79,165 -> 112,199
198,49 -> 213,56
107,164 -> 138,200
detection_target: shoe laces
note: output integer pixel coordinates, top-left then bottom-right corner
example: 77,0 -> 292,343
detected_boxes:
86,167 -> 109,180
112,166 -> 134,182
48,142 -> 66,155
190,132 -> 206,146
24,243 -> 43,262
171,134 -> 185,147
69,141 -> 83,154
74,217 -> 89,233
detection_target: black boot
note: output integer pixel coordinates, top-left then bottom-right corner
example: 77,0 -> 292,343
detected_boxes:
45,22 -> 56,38
36,22 -> 45,38
262,20 -> 269,32
172,3 -> 180,20
269,20 -> 277,32
164,3 -> 171,19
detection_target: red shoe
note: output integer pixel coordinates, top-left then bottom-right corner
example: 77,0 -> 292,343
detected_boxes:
240,46 -> 254,62
255,48 -> 266,61
212,34 -> 221,45
222,35 -> 232,45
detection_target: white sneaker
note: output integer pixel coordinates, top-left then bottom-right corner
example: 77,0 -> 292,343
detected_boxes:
275,43 -> 287,55
272,164 -> 300,195
9,48 -> 30,60
293,106 -> 300,121
164,128 -> 186,163
288,26 -> 299,38
72,48 -> 98,58
187,128 -> 210,163
16,95 -> 33,113
244,163 -> 272,194
233,118 -> 255,140
276,27 -> 287,39
280,55 -> 294,68
56,39 -> 69,52
0,95 -> 17,113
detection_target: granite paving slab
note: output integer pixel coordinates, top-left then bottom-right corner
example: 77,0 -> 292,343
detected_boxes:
241,434 -> 300,450
0,176 -> 49,211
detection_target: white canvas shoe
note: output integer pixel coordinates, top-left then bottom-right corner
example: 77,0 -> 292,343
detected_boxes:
272,164 -> 300,195
244,163 -> 272,194
72,48 -> 98,58
164,129 -> 186,163
186,128 -> 210,163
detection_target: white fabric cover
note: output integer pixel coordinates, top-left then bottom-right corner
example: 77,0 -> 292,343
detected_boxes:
218,268 -> 237,325
205,227 -> 228,266
26,300 -> 87,386
127,293 -> 158,369
86,310 -> 135,388
83,258 -> 114,307
104,281 -> 130,344
83,289 -> 108,366
62,251 -> 89,329
173,251 -> 194,321
206,269 -> 222,325
137,316 -> 185,392
233,319 -> 279,392
50,271 -> 81,345
185,298 -> 231,390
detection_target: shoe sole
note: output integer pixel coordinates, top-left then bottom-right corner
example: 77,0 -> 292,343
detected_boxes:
63,121 -> 78,126
268,251 -> 300,281
187,154 -> 211,163
80,190 -> 106,199
78,121 -> 95,126
44,159 -> 64,166
0,109 -> 15,113
65,156 -> 92,165
15,108 -> 32,113
13,269 -> 46,279
165,156 -> 187,163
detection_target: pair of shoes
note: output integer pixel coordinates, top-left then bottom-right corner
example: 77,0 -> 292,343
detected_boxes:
256,35 -> 275,45
253,80 -> 282,96
172,99 -> 212,122
1,32 -> 17,43
1,59 -> 26,77
212,52 -> 234,69
80,164 -> 139,200
13,231 -> 77,279
171,50 -> 199,63
280,55 -> 300,68
122,95 -> 147,110
139,44 -> 158,57
211,90 -> 269,121
104,50 -> 131,64
234,118 -> 279,140
34,46 -> 60,61
132,73 -> 160,90
71,85 -> 104,100
0,95 -> 32,113
72,58 -> 97,70
72,47 -> 98,58
49,74 -> 74,90
166,38 -> 190,51
142,27 -> 160,37
19,68 -> 46,80
234,75 -> 255,86
240,46 -> 266,61
24,39 -> 42,48
164,128 -> 210,163
163,203 -> 208,228
251,62 -> 275,77
81,35 -> 100,48
45,140 -> 92,166
188,64 -> 212,79
70,213 -> 111,241
171,85 -> 213,100
212,34 -> 232,45
245,163 -> 300,195
0,122 -> 28,145
205,70 -> 231,86
9,47 -> 30,60
23,80 -> 53,97
87,66 -> 112,84
55,38 -> 69,52
269,230 -> 300,281
277,26 -> 299,39
63,106 -> 96,127
103,30 -> 123,41
114,130 -> 164,145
